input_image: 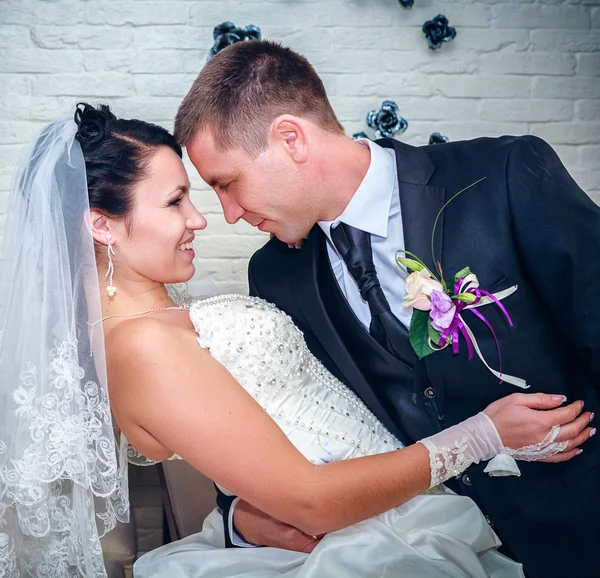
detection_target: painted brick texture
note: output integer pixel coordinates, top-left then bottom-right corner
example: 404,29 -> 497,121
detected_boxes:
0,0 -> 598,293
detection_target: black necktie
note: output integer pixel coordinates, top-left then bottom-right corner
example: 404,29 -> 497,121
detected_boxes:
330,222 -> 410,361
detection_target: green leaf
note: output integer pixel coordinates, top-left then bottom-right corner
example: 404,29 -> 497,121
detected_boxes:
437,262 -> 447,291
396,249 -> 430,270
409,309 -> 436,360
396,257 -> 425,272
427,319 -> 443,346
454,266 -> 471,280
455,292 -> 477,304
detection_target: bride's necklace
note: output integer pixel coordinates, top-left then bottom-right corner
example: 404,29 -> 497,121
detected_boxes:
88,305 -> 190,355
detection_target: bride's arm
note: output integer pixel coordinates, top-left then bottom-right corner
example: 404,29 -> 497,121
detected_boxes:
107,318 -> 591,537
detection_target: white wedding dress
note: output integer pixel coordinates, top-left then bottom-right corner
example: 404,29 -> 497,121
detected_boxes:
133,295 -> 524,578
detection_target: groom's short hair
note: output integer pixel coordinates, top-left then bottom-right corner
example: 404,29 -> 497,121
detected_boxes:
174,40 -> 344,156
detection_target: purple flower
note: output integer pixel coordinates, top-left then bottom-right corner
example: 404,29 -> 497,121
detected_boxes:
430,290 -> 456,332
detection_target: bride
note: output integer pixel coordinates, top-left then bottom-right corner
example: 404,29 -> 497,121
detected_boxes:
0,104 -> 591,578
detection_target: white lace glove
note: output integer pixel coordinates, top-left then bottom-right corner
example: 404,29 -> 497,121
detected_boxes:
483,424 -> 568,477
418,413 -> 568,487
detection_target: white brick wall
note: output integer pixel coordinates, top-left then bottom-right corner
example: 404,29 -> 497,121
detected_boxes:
1,0 -> 599,294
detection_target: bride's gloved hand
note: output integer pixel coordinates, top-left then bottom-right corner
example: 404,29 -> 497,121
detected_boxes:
419,393 -> 594,486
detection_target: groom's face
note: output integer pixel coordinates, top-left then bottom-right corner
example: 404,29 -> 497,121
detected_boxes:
187,129 -> 316,244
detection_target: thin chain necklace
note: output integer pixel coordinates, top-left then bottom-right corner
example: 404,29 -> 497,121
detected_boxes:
88,305 -> 189,355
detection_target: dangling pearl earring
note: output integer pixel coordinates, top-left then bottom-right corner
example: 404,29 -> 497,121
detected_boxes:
105,233 -> 116,298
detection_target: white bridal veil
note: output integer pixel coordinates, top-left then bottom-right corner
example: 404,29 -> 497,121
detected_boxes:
0,118 -> 129,577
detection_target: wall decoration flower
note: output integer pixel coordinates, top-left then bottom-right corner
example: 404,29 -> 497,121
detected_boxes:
422,15 -> 456,50
366,101 -> 408,139
208,22 -> 261,60
399,0 -> 415,8
429,132 -> 450,145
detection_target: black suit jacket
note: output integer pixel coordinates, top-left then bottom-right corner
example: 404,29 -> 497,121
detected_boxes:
225,136 -> 600,576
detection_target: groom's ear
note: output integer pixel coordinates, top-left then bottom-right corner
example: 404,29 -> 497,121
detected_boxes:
272,116 -> 308,163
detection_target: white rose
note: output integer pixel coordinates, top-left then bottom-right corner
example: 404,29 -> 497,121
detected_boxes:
403,270 -> 444,311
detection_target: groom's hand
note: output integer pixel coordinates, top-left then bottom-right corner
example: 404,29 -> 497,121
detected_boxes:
233,499 -> 323,552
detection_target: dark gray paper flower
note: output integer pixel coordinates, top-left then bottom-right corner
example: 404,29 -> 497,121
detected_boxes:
429,132 -> 449,145
399,0 -> 414,8
366,101 -> 408,139
208,22 -> 262,60
422,15 -> 456,50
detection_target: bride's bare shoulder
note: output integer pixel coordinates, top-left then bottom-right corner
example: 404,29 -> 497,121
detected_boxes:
104,319 -> 195,460
105,317 -> 209,384
105,315 -> 192,345
105,317 -> 214,458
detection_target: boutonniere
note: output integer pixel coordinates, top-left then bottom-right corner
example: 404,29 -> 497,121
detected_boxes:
397,177 -> 528,389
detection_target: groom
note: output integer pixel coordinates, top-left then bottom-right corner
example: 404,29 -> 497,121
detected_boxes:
175,41 -> 600,577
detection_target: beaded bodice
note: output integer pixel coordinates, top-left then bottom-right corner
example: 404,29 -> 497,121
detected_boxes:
190,295 -> 402,464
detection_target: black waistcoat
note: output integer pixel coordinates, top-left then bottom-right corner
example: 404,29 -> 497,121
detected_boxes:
316,235 -> 441,442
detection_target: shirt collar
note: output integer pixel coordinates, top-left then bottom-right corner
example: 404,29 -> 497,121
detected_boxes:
318,138 -> 398,243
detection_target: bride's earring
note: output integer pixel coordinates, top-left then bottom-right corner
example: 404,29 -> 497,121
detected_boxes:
105,233 -> 116,298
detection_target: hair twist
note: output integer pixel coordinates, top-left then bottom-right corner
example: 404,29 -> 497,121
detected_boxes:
74,102 -> 115,146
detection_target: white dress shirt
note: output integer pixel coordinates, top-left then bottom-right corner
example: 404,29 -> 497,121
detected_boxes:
318,138 -> 411,329
230,139 -> 409,547
229,497 -> 256,547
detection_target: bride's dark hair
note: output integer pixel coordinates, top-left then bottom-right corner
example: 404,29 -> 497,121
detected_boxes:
74,102 -> 182,218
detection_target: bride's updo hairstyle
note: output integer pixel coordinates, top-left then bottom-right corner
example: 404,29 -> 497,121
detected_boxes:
74,102 -> 182,219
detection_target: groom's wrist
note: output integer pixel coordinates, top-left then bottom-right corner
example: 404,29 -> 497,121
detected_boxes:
229,498 -> 259,548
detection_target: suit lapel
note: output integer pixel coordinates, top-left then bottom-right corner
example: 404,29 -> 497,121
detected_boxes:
378,139 -> 448,410
377,138 -> 445,274
292,227 -> 406,440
